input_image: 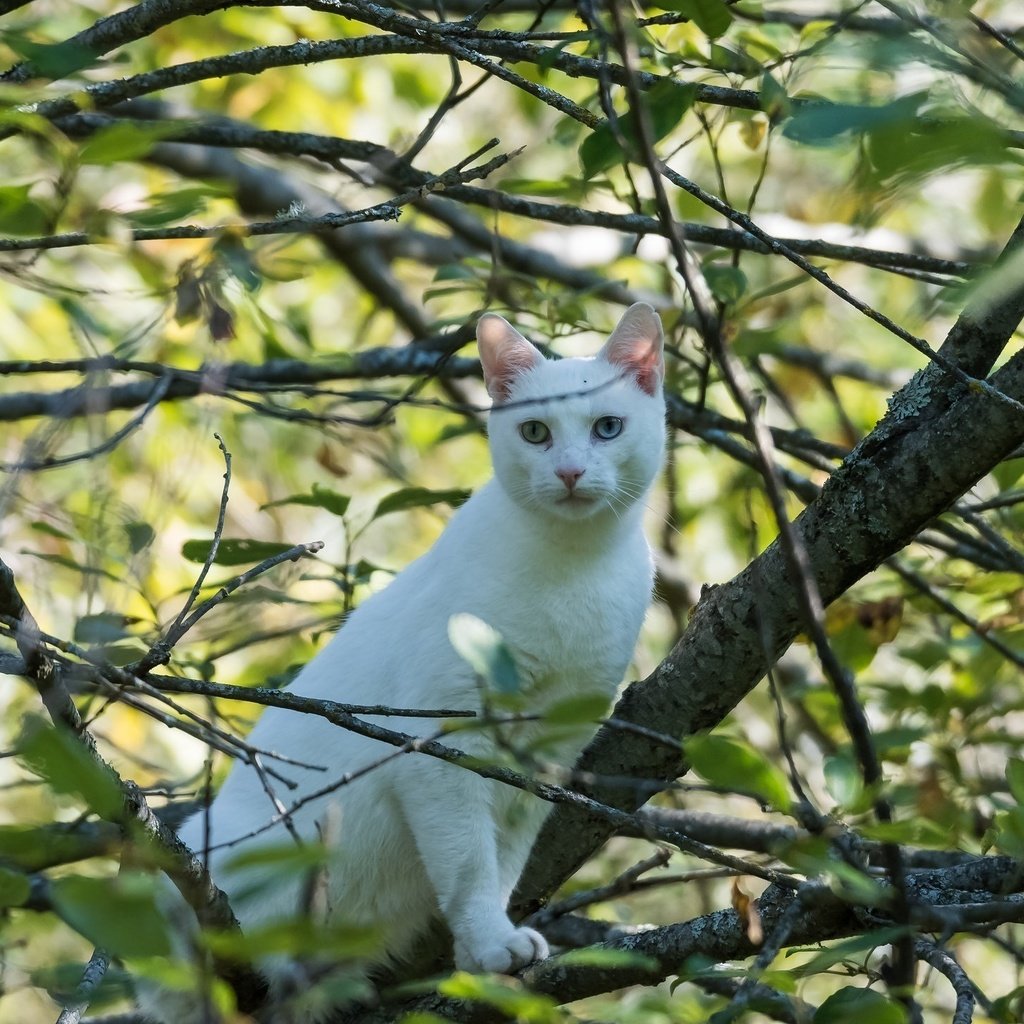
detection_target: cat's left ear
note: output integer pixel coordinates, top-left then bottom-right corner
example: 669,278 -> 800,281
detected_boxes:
600,302 -> 665,397
477,313 -> 545,404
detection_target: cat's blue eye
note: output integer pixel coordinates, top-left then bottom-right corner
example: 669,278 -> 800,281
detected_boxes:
593,416 -> 623,440
519,420 -> 551,444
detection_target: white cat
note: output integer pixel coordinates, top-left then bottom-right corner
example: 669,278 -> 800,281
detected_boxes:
141,302 -> 665,1021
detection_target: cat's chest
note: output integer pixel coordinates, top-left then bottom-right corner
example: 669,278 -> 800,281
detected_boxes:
484,548 -> 651,690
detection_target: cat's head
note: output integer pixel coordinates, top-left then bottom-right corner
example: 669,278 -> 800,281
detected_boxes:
478,303 -> 666,523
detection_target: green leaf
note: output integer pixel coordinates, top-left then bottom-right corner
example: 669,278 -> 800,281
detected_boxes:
214,236 -> 261,292
823,754 -> 864,808
556,947 -> 659,969
824,860 -> 888,905
497,177 -> 585,199
867,111 -> 1009,188
783,825 -> 887,903
130,958 -> 236,1014
704,264 -> 748,306
211,921 -> 381,963
0,824 -> 115,871
783,93 -> 925,146
1009,758 -> 1024,805
371,487 -> 470,520
0,865 -> 30,908
654,0 -> 733,38
992,807 -> 1024,857
581,81 -> 697,178
17,716 -> 122,820
685,733 -> 792,811
0,184 -> 51,235
181,538 -> 298,565
125,185 -> 230,229
439,973 -> 557,1018
543,692 -> 610,726
791,927 -> 911,976
29,960 -> 132,1010
78,122 -> 180,165
125,521 -> 155,554
4,34 -> 98,78
990,986 -> 1024,1024
448,614 -> 520,694
51,874 -> 171,957
29,519 -> 74,540
858,819 -> 949,846
73,612 -> 133,644
813,986 -> 907,1024
432,263 -> 478,282
760,71 -> 789,118
262,484 -> 351,518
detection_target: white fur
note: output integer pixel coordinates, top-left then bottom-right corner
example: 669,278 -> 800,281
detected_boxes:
140,303 -> 665,1021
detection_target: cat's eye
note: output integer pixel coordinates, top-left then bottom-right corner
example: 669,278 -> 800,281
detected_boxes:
593,416 -> 623,440
519,420 -> 551,445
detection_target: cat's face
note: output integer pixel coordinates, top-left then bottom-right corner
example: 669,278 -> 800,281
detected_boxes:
478,304 -> 666,523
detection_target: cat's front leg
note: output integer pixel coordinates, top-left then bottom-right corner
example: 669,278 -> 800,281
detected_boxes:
395,759 -> 548,973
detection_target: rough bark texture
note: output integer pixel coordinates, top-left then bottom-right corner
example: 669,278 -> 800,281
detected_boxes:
511,229 -> 1024,919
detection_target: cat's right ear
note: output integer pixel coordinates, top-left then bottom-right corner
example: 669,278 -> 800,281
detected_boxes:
601,302 -> 665,397
477,314 -> 544,404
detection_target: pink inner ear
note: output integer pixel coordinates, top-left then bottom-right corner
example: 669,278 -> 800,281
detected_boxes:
602,303 -> 665,397
477,314 -> 544,402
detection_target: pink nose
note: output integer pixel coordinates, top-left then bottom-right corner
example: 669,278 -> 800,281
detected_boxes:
556,467 -> 585,490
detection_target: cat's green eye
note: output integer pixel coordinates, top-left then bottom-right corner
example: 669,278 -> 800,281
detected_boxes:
593,416 -> 623,440
519,420 -> 551,445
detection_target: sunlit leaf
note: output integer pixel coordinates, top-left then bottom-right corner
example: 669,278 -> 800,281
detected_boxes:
79,122 -> 180,165
448,614 -> 520,694
685,733 -> 792,811
0,823 -> 116,871
439,972 -> 558,1019
653,0 -> 733,38
51,874 -> 171,957
204,918 -> 381,961
0,184 -> 51,235
5,34 -> 98,78
857,820 -> 949,846
823,754 -> 863,808
760,71 -> 789,119
813,986 -> 907,1024
124,185 -> 230,228
704,264 -> 748,305
17,716 -> 122,820
790,927 -> 911,976
1008,758 -> 1024,805
543,692 -> 610,726
557,947 -> 659,969
0,866 -> 30,908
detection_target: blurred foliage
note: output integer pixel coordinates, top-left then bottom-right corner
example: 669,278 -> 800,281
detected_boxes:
0,0 -> 1023,1022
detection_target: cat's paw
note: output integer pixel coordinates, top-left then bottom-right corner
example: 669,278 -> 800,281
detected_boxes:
455,926 -> 549,974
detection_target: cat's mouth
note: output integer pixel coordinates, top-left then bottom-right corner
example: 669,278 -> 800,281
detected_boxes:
556,491 -> 602,510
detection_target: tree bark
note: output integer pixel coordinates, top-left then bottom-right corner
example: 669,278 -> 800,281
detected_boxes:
512,223 -> 1024,918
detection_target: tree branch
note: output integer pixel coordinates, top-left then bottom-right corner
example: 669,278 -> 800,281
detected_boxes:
511,222 -> 1024,920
